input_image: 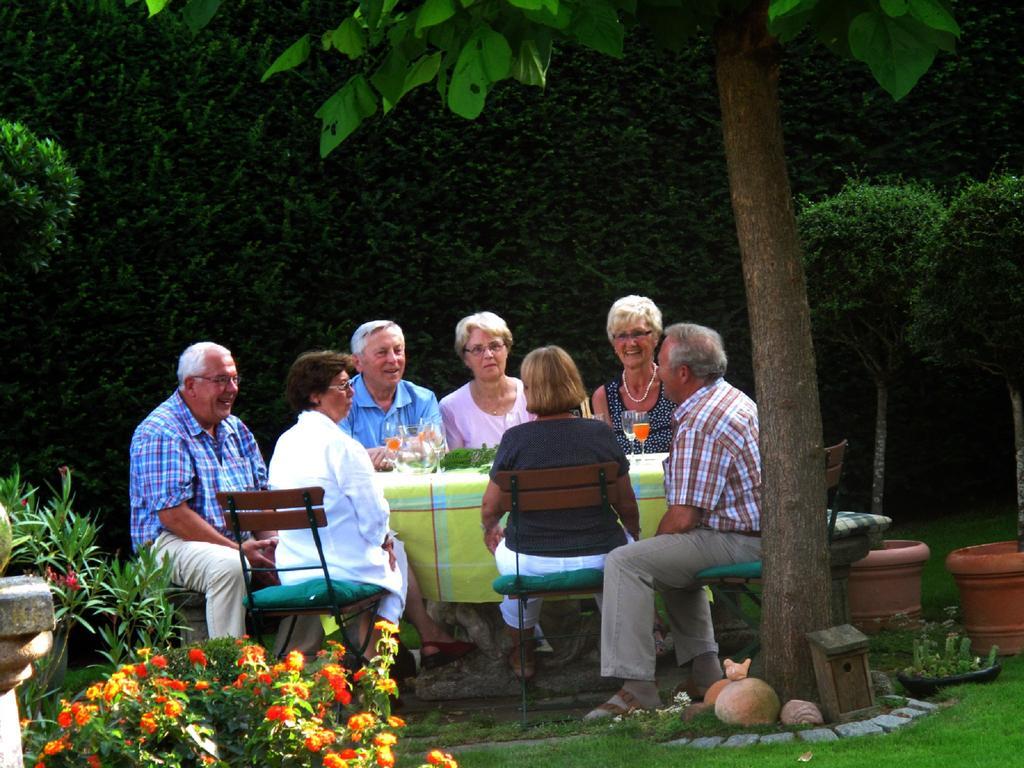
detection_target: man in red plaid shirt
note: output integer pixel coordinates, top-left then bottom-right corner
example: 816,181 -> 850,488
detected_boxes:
587,323 -> 762,719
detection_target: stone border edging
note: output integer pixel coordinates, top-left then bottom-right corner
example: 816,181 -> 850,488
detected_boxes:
427,697 -> 938,755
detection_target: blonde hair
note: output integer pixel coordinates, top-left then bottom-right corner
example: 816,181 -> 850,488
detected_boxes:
606,295 -> 663,342
520,346 -> 587,416
454,311 -> 513,358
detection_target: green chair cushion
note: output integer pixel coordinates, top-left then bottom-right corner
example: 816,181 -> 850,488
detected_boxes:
245,579 -> 385,610
492,568 -> 605,596
696,560 -> 762,581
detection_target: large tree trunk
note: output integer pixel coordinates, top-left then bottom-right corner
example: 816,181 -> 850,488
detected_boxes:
872,377 -> 888,517
1008,379 -> 1024,552
713,0 -> 829,702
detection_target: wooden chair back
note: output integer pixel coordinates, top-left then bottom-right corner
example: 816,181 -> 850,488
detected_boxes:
493,461 -> 621,516
216,487 -> 326,533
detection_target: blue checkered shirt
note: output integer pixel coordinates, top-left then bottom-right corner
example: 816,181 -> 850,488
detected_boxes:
663,378 -> 761,532
129,390 -> 267,549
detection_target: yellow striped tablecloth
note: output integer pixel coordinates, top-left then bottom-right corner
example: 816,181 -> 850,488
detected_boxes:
376,454 -> 671,603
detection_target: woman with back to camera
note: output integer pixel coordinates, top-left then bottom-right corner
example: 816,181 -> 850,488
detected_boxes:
439,311 -> 533,449
479,346 -> 639,680
591,295 -> 676,455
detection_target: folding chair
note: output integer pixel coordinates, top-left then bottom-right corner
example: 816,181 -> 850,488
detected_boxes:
217,486 -> 385,660
491,461 -> 622,724
694,439 -> 848,660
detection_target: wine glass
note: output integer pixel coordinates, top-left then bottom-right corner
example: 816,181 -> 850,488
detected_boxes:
419,418 -> 447,472
381,418 -> 402,464
621,410 -> 649,460
395,424 -> 432,473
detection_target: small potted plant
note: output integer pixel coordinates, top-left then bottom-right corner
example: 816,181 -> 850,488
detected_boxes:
896,624 -> 1001,698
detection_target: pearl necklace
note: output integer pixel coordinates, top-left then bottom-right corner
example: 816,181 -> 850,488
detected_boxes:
622,364 -> 658,404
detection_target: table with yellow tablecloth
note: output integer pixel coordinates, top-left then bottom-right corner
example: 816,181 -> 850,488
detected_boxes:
377,455 -> 671,603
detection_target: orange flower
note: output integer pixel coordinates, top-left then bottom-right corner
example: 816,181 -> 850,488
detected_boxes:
87,755 -> 101,768
279,682 -> 310,700
164,700 -> 184,718
265,705 -> 297,723
304,729 -> 335,753
322,754 -> 347,768
375,677 -> 397,695
347,712 -> 376,732
135,664 -> 148,678
338,749 -> 358,759
387,716 -> 406,728
43,737 -> 68,755
150,655 -> 169,669
373,619 -> 398,634
238,644 -> 266,666
137,647 -> 152,659
376,746 -> 395,767
426,749 -> 458,767
85,684 -> 102,701
374,732 -> 397,747
194,680 -> 211,691
201,757 -> 217,765
188,648 -> 209,667
139,712 -> 158,734
57,710 -> 72,729
284,650 -> 305,671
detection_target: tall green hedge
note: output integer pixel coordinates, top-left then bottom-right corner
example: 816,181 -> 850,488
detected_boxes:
0,1 -> 1020,545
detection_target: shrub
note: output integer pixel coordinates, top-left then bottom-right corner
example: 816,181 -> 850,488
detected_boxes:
0,117 -> 81,269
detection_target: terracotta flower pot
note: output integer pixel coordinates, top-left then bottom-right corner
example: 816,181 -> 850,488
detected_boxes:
946,541 -> 1024,655
848,539 -> 930,633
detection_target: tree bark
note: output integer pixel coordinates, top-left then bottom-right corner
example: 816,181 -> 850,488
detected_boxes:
1008,379 -> 1024,552
872,378 -> 888,517
713,0 -> 829,702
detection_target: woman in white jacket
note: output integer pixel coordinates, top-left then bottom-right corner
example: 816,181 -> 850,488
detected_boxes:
269,350 -> 474,667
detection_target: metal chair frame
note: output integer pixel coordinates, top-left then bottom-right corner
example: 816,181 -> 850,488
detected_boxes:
217,486 -> 384,659
696,439 -> 849,660
494,461 -> 622,724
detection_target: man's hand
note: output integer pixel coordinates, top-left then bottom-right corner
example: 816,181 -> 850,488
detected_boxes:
382,537 -> 398,571
655,505 -> 702,536
366,446 -> 393,471
242,537 -> 280,585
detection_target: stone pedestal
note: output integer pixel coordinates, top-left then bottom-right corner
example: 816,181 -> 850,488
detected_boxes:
0,576 -> 56,768
414,599 -> 615,701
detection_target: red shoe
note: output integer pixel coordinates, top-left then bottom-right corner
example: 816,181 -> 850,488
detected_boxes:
420,639 -> 477,670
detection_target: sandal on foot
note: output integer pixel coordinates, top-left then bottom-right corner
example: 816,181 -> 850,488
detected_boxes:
584,688 -> 646,720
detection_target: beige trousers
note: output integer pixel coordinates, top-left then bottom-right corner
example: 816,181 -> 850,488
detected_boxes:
154,531 -> 247,639
599,529 -> 761,681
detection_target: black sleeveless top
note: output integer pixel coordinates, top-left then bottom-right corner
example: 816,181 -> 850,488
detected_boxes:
605,375 -> 676,454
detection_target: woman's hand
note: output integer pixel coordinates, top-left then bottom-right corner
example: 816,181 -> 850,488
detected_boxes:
483,524 -> 504,555
381,536 -> 398,570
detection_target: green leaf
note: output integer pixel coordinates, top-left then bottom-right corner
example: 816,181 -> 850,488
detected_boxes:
907,0 -> 959,35
880,0 -> 908,17
332,17 -> 366,58
371,49 -> 409,107
415,0 -> 456,35
314,75 -> 378,157
510,37 -> 551,87
571,0 -> 624,57
448,27 -> 511,118
182,0 -> 223,32
261,34 -> 311,82
523,3 -> 572,30
507,0 -> 556,9
768,0 -> 820,21
145,0 -> 170,15
849,11 -> 937,101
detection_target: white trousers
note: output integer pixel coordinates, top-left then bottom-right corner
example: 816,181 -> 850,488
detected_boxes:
493,539 -> 614,629
154,531 -> 247,639
275,538 -> 410,657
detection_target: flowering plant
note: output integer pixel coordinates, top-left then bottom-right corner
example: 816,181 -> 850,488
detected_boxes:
1,466 -> 108,635
23,621 -> 459,768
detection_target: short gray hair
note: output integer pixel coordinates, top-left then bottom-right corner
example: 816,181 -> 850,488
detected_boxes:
177,342 -> 232,389
454,311 -> 513,358
351,321 -> 403,356
606,295 -> 663,342
663,323 -> 727,380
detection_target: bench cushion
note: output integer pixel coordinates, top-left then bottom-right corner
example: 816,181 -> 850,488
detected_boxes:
492,568 -> 605,595
831,511 -> 892,540
245,579 -> 385,610
697,560 -> 762,581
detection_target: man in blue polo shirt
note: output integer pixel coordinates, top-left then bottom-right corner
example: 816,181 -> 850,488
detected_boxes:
341,320 -> 441,469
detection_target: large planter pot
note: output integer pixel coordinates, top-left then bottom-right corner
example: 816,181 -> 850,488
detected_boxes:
848,539 -> 930,633
896,663 -> 1002,698
946,541 -> 1024,655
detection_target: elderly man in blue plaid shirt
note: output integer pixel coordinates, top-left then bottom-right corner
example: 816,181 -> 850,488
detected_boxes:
130,341 -> 277,638
587,323 -> 762,719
